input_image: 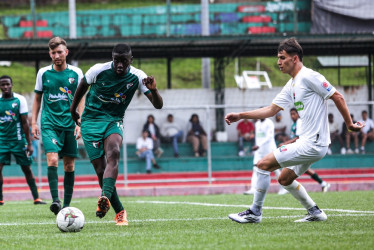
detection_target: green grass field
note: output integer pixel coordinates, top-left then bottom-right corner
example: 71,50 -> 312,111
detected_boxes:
1,191 -> 374,249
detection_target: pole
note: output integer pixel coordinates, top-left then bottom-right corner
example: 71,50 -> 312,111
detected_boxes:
69,0 -> 78,66
201,0 -> 210,89
30,0 -> 37,38
166,0 -> 171,37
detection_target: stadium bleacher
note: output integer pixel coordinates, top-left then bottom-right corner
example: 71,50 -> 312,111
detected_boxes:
1,1 -> 311,39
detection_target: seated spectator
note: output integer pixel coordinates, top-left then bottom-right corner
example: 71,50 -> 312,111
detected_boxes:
160,114 -> 183,157
273,112 -> 289,144
187,114 -> 207,157
136,130 -> 161,174
341,114 -> 359,154
360,110 -> 374,154
142,114 -> 163,158
236,118 -> 255,156
328,113 -> 343,155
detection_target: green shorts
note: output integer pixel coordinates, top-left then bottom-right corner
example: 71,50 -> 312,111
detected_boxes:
81,120 -> 123,161
41,126 -> 78,158
0,140 -> 32,166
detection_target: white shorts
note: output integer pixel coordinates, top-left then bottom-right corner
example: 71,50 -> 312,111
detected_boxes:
273,139 -> 328,176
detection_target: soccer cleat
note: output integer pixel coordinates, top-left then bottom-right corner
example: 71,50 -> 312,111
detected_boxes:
96,196 -> 110,218
115,210 -> 129,226
153,164 -> 161,169
243,189 -> 255,195
322,183 -> 331,192
50,200 -> 62,215
228,208 -> 262,223
0,200 -> 4,205
294,206 -> 327,222
34,198 -> 47,205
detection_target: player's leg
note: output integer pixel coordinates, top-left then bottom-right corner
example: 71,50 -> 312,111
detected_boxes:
243,165 -> 258,195
0,163 -> 4,205
279,167 -> 327,222
305,168 -> 330,192
274,169 -> 288,195
229,152 -> 280,223
62,156 -> 75,208
20,165 -> 46,204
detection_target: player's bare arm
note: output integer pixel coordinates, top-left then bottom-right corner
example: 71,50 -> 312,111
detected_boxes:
225,104 -> 281,125
20,114 -> 33,156
330,91 -> 365,132
70,78 -> 90,126
31,93 -> 42,140
144,76 -> 163,109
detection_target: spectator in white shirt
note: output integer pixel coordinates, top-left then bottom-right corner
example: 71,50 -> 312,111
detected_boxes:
360,110 -> 374,154
136,130 -> 161,174
160,114 -> 184,157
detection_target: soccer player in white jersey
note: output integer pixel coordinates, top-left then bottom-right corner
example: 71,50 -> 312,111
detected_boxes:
225,38 -> 364,223
243,118 -> 288,195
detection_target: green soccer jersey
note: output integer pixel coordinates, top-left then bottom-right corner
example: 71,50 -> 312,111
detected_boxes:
82,62 -> 150,122
0,93 -> 28,142
35,64 -> 83,130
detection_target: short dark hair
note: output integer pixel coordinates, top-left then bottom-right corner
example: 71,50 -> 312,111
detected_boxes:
362,110 -> 368,114
167,114 -> 174,118
278,38 -> 303,62
0,75 -> 12,83
113,44 -> 132,54
290,107 -> 298,113
48,37 -> 67,50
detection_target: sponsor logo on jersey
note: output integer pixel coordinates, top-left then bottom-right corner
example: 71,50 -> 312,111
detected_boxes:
12,102 -> 18,108
5,110 -> 16,120
0,115 -> 13,123
294,101 -> 304,111
279,145 -> 287,152
52,138 -> 58,145
68,78 -> 75,85
92,142 -> 100,148
59,87 -> 74,100
322,82 -> 332,91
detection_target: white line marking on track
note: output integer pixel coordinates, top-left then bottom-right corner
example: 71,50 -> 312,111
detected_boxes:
131,200 -> 374,214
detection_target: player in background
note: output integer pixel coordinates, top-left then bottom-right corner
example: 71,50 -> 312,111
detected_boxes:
243,118 -> 288,195
0,75 -> 46,205
31,37 -> 84,215
70,43 -> 163,226
280,108 -> 331,192
225,38 -> 363,224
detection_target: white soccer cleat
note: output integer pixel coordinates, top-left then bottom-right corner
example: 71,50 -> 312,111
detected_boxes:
322,183 -> 331,192
228,209 -> 262,223
243,189 -> 255,195
294,208 -> 327,222
277,187 -> 289,195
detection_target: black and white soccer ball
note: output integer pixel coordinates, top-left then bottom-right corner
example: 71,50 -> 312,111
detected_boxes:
56,207 -> 85,232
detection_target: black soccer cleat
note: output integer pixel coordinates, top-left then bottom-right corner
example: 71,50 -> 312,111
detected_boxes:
50,200 -> 62,215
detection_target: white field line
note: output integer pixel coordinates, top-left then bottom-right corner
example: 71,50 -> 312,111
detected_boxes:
131,200 -> 374,214
0,213 -> 374,226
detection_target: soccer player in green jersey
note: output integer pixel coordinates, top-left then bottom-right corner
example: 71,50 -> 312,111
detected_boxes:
0,75 -> 46,206
70,43 -> 163,225
31,37 -> 84,215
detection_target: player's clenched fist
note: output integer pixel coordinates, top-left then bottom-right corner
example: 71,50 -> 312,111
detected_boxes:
225,112 -> 241,125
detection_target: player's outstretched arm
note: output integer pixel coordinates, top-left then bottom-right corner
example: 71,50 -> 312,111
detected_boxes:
225,104 -> 281,125
330,90 -> 365,132
144,76 -> 163,109
31,93 -> 42,140
70,78 -> 89,126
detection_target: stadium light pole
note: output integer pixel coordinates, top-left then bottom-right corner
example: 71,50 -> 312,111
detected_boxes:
30,0 -> 37,38
201,0 -> 211,89
69,0 -> 78,66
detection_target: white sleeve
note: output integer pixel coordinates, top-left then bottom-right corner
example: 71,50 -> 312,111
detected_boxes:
306,72 -> 336,100
272,80 -> 293,110
136,138 -> 142,150
34,69 -> 44,92
130,67 -> 149,94
296,119 -> 302,137
18,94 -> 28,114
85,64 -> 105,85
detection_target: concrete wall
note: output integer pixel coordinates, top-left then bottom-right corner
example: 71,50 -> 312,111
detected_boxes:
24,85 -> 371,143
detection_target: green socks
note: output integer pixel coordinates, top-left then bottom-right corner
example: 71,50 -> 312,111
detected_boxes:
311,173 -> 323,184
63,171 -> 75,207
102,177 -> 116,200
110,188 -> 124,214
26,178 -> 39,200
47,166 -> 59,202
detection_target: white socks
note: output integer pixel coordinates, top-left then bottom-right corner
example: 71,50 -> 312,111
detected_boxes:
250,166 -> 259,190
250,168 -> 271,215
281,180 -> 316,210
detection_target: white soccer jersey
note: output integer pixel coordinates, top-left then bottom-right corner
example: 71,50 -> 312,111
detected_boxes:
272,66 -> 336,146
253,118 -> 277,164
362,118 -> 374,134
